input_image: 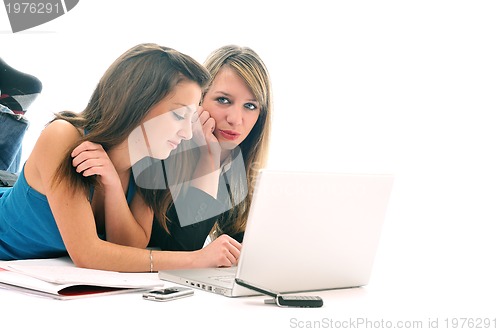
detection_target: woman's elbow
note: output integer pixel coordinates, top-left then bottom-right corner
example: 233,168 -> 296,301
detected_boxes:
65,240 -> 103,269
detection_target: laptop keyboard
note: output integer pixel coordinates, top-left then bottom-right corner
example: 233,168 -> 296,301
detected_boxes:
208,274 -> 235,284
208,267 -> 237,284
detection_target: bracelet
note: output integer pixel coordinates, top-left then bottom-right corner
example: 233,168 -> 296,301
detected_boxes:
149,249 -> 154,273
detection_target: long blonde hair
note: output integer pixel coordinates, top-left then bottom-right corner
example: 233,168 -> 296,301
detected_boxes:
204,45 -> 273,239
51,43 -> 210,232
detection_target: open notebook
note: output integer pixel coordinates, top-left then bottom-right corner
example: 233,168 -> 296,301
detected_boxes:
0,256 -> 164,300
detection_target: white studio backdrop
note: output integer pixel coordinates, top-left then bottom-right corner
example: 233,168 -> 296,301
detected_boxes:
2,0 -> 499,320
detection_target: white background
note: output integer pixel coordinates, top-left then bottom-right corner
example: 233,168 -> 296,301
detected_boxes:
1,0 -> 499,330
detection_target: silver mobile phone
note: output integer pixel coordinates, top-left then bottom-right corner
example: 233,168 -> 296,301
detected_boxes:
142,287 -> 194,302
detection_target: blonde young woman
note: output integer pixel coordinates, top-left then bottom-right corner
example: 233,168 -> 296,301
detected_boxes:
0,43 -> 242,271
150,45 -> 272,254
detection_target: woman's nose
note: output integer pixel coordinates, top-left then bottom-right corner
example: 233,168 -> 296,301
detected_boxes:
178,120 -> 193,140
226,106 -> 243,126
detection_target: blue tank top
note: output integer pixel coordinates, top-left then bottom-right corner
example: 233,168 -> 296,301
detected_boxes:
0,166 -> 136,260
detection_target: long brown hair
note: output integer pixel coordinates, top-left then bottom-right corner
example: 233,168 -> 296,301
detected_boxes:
204,45 -> 273,239
51,43 -> 210,232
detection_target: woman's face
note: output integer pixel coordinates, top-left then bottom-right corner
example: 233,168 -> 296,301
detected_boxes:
128,81 -> 201,163
202,66 -> 260,151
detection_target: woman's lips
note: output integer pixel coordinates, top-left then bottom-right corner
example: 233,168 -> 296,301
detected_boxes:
168,140 -> 179,149
218,129 -> 241,141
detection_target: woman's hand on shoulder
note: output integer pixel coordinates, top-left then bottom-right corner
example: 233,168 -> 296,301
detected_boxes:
71,141 -> 120,189
192,234 -> 242,268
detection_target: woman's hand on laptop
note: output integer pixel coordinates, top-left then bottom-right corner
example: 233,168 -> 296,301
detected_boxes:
193,234 -> 242,268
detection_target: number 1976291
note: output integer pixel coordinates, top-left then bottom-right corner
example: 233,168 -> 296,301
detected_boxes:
444,318 -> 496,329
6,2 -> 61,14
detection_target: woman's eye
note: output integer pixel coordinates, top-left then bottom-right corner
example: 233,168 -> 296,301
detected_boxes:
245,103 -> 258,111
216,97 -> 230,104
173,112 -> 185,120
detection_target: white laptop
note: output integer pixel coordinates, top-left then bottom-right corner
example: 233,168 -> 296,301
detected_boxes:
159,169 -> 394,297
